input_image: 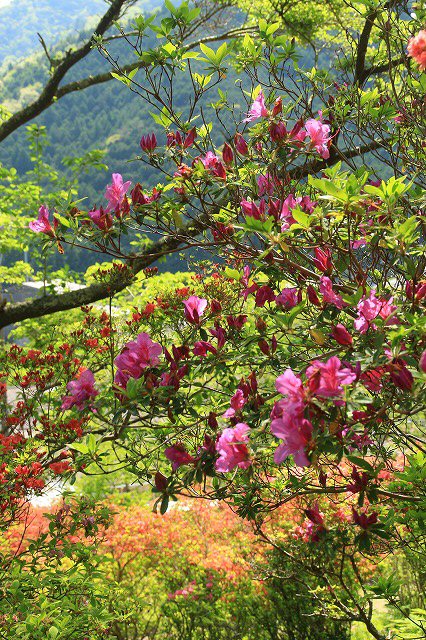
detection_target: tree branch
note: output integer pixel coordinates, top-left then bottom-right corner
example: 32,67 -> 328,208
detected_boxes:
354,7 -> 379,85
55,27 -> 256,101
0,0 -> 129,143
0,217 -> 208,329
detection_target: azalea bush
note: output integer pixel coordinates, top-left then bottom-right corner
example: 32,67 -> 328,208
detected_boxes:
1,0 -> 426,638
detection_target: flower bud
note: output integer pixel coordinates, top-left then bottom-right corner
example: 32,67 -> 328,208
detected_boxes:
331,323 -> 353,347
234,133 -> 249,156
140,133 -> 157,153
222,142 -> 234,165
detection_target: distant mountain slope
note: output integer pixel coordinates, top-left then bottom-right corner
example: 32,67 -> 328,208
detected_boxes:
0,0 -> 105,64
0,0 -> 158,65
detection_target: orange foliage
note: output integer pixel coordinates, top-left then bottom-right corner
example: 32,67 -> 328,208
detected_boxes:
101,499 -> 259,580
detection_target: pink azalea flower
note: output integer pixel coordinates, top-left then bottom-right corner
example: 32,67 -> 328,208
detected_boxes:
210,325 -> 227,347
215,423 -> 251,472
275,368 -> 304,399
222,142 -> 233,164
269,121 -> 287,142
271,369 -> 311,466
275,287 -> 301,309
407,30 -> 426,71
313,247 -> 333,274
241,199 -> 266,220
305,115 -> 331,159
89,207 -> 113,231
234,133 -> 249,155
183,296 -> 208,324
279,194 -> 315,230
255,285 -> 275,308
319,276 -> 344,309
61,369 -> 98,410
352,507 -> 378,530
165,443 -> 195,471
114,332 -> 162,388
271,413 -> 312,467
200,152 -> 226,179
104,173 -> 132,212
223,388 -> 246,418
306,356 -> 356,398
354,290 -> 397,333
244,90 -> 268,122
201,151 -> 219,169
29,205 -> 54,236
305,502 -> 325,526
257,173 -> 278,196
288,120 -> 307,143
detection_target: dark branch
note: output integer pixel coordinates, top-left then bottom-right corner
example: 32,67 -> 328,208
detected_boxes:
363,54 -> 406,79
0,0 -> 128,143
354,7 -> 379,85
0,218 -> 208,329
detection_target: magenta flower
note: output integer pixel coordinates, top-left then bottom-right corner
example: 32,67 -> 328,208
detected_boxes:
241,198 -> 266,220
388,360 -> 414,391
257,173 -> 277,196
104,173 -> 132,212
269,121 -> 287,142
331,323 -> 353,347
354,290 -> 397,333
29,205 -> 54,236
271,413 -> 312,467
165,444 -> 195,471
306,356 -> 356,398
313,247 -> 333,274
222,142 -> 233,164
420,350 -> 426,373
275,287 -> 301,309
234,133 -> 249,155
255,285 -> 275,308
223,388 -> 246,418
140,133 -> 157,153
114,332 -> 162,388
201,151 -> 219,169
193,340 -> 217,358
288,120 -> 307,143
61,369 -> 98,411
275,369 -> 304,399
244,90 -> 268,122
271,369 -> 311,467
215,423 -> 251,472
305,115 -> 331,159
183,296 -> 208,324
305,502 -> 325,526
319,276 -> 344,309
352,507 -> 378,530
89,207 -> 113,231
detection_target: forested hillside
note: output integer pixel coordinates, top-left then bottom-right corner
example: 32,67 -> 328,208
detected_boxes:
0,11 -> 243,205
0,0 -> 160,64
